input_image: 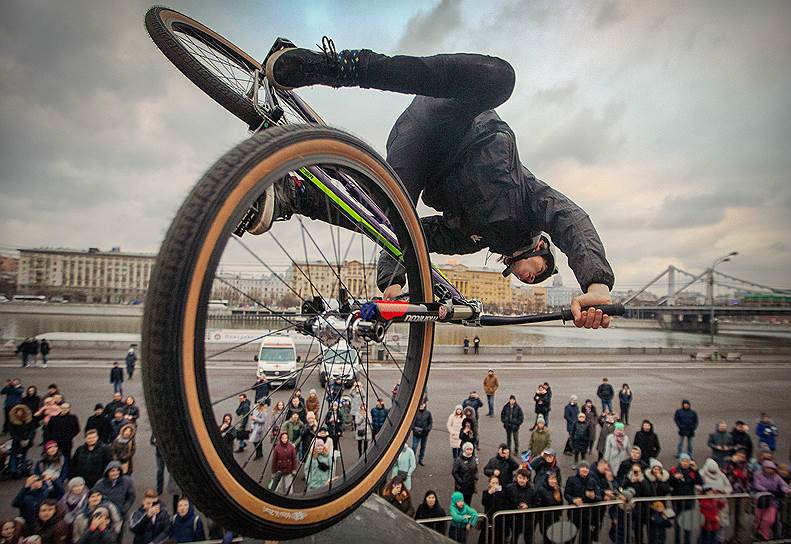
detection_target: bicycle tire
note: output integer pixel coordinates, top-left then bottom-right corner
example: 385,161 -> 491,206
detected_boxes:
145,7 -> 322,128
142,124 -> 434,538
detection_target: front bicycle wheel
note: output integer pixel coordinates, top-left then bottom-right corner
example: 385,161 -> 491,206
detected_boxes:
145,7 -> 323,128
142,124 -> 434,539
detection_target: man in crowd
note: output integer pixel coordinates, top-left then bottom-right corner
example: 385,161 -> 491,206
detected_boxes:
129,489 -> 170,544
411,400 -> 432,466
235,394 -> 251,452
483,444 -> 520,487
371,398 -> 389,437
39,338 -> 51,368
674,399 -> 698,458
2,378 -> 24,435
564,461 -> 602,544
71,429 -> 113,488
731,420 -> 753,460
110,362 -> 123,394
48,402 -> 80,467
756,412 -> 779,452
595,377 -> 614,414
707,420 -> 734,467
86,403 -> 113,445
93,461 -> 135,540
563,394 -> 580,455
500,395 -> 524,454
483,369 -> 499,417
462,390 -> 483,420
506,468 -> 536,543
616,445 -> 648,482
103,393 -> 124,420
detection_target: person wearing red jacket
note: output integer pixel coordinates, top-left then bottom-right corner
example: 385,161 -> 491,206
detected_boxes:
271,431 -> 297,495
698,487 -> 725,544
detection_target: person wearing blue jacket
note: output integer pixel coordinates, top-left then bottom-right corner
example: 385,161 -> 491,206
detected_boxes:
756,412 -> 779,452
673,400 -> 698,458
2,378 -> 24,435
169,497 -> 206,543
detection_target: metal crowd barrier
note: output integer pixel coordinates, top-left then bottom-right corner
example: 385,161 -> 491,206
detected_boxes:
414,513 -> 489,543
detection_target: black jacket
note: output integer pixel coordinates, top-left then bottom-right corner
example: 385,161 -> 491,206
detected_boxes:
483,454 -> 520,486
130,505 -> 171,544
110,367 -> 123,383
596,383 -> 614,401
616,457 -> 648,483
452,453 -> 478,493
378,97 -> 615,293
481,487 -> 510,516
564,473 -> 602,504
506,481 -> 537,509
86,415 -> 113,444
411,408 -> 433,437
47,413 -> 80,450
731,428 -> 753,459
500,403 -> 524,431
570,421 -> 591,452
533,392 -> 550,415
674,406 -> 699,437
633,428 -> 661,462
71,444 -> 113,488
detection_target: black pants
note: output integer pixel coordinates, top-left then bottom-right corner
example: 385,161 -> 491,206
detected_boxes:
505,427 -> 520,453
296,51 -> 516,256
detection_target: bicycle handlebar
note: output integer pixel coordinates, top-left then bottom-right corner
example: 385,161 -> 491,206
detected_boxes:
479,303 -> 625,326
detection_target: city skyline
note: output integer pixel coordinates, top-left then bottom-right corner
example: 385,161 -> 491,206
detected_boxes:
2,1 -> 790,291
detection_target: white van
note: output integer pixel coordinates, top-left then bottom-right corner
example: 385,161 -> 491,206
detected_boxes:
319,339 -> 362,388
254,335 -> 299,388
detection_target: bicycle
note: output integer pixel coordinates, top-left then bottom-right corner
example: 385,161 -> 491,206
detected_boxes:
142,7 -> 624,539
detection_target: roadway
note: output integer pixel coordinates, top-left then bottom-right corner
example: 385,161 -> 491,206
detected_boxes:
1,361 -> 790,539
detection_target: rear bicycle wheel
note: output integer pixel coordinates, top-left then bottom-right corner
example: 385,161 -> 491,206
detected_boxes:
145,6 -> 322,128
142,124 -> 434,538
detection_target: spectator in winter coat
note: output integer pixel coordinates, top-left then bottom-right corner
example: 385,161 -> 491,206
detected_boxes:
482,369 -> 499,417
108,410 -> 125,443
382,476 -> 415,516
271,432 -> 297,494
7,404 -> 36,479
722,447 -> 752,492
505,468 -> 537,543
12,475 -> 62,531
390,444 -> 417,490
532,384 -> 551,428
370,398 -> 389,437
35,500 -> 70,544
500,395 -> 524,454
564,462 -> 603,544
481,475 -> 509,541
249,402 -> 269,460
71,430 -> 113,488
234,395 -> 252,452
669,453 -> 702,544
633,420 -> 661,464
459,420 -> 477,452
529,415 -> 551,457
111,424 -> 136,474
618,383 -> 633,425
72,490 -> 122,542
620,462 -> 653,544
752,460 -> 791,540
47,403 -> 81,464
354,403 -> 373,457
446,405 -> 464,459
707,421 -> 734,467
304,439 -> 332,491
673,400 -> 698,458
34,442 -> 67,486
581,399 -> 598,454
122,396 -> 140,425
730,421 -> 753,460
410,401 -> 432,466
448,491 -> 478,544
596,377 -> 614,413
129,489 -> 171,544
563,395 -> 580,455
535,470 -> 564,538
57,476 -> 88,525
530,448 -> 562,488
644,459 -> 671,496
483,444 -> 519,486
169,498 -> 206,543
461,391 -> 483,420
282,412 -> 304,453
616,446 -> 648,483
756,412 -> 779,452
414,490 -> 447,535
85,405 -> 113,445
102,393 -> 124,421
698,487 -> 725,544
304,389 -> 319,417
604,422 -> 631,475
109,363 -> 123,394
252,375 -> 270,406
2,378 -> 24,435
452,442 -> 478,505
700,458 -> 732,493
596,411 -> 617,460
124,348 -> 137,380
92,461 -> 135,519
570,412 -> 591,464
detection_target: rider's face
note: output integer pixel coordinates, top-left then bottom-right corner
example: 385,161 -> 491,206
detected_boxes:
511,254 -> 548,284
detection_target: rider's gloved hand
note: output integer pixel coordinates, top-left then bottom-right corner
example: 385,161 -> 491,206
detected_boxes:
571,283 -> 612,329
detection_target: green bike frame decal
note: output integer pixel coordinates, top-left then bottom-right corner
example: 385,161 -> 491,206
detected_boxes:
298,167 -> 402,258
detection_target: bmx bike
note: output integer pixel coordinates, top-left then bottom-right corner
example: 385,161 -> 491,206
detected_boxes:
142,7 -> 624,539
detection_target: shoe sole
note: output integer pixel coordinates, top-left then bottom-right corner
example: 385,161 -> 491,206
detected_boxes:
246,185 -> 275,235
265,47 -> 296,92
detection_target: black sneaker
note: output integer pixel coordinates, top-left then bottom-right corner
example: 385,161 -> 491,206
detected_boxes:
265,36 -> 361,90
245,175 -> 299,235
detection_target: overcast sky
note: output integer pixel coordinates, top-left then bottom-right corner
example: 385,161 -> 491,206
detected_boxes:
1,0 -> 790,293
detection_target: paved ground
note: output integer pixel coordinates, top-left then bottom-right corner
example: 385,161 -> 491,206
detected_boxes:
1,360 -> 790,539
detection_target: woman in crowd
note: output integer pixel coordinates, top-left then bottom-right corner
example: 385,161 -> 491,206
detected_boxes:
596,410 -> 617,461
0,519 -> 24,544
111,424 -> 136,474
170,497 -> 206,543
122,396 -> 140,425
218,414 -> 235,448
581,399 -> 598,455
446,405 -> 464,459
604,422 -> 631,472
633,420 -> 661,463
270,400 -> 286,442
353,402 -> 372,456
382,476 -> 415,516
304,439 -> 332,491
249,401 -> 270,460
414,490 -> 447,535
57,476 -> 88,525
619,384 -> 633,425
33,442 -> 66,486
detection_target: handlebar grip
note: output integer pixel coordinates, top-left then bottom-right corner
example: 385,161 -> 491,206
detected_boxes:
561,303 -> 625,322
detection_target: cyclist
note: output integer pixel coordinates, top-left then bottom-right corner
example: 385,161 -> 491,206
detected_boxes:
251,40 -> 615,329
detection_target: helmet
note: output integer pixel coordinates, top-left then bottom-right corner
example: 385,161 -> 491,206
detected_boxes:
501,233 -> 558,284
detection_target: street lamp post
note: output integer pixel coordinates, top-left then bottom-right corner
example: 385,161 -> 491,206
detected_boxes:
709,251 -> 738,346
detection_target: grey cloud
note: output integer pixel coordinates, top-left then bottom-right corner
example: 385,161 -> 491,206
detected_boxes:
531,81 -> 578,104
594,0 -> 627,29
395,0 -> 463,54
528,101 -> 627,165
650,191 -> 764,229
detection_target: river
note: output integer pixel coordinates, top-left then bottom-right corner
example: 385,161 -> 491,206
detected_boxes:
2,313 -> 790,348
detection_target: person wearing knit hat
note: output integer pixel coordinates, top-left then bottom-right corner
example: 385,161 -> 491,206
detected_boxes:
500,395 -> 524,455
669,451 -> 703,543
645,458 -> 670,496
34,441 -> 65,486
304,438 -> 331,491
570,412 -> 591,464
58,477 -> 88,525
447,404 -> 465,459
452,442 -> 479,505
604,421 -> 631,473
529,414 -> 551,459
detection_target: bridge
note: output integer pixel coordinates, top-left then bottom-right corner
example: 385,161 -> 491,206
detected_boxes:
620,264 -> 791,335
